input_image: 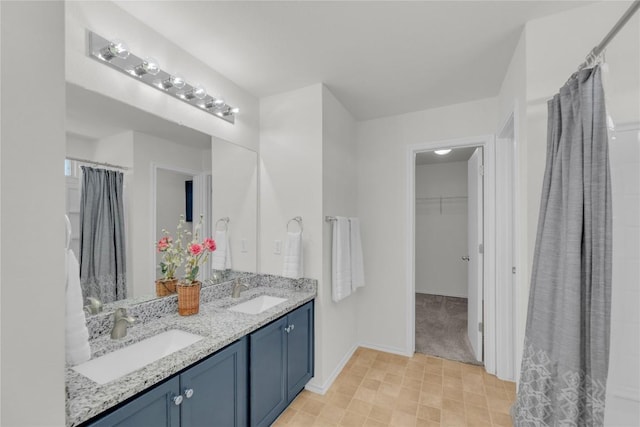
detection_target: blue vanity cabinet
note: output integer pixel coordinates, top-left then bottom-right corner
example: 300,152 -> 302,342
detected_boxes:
86,338 -> 247,427
86,376 -> 181,427
249,316 -> 289,427
249,301 -> 315,427
180,337 -> 248,427
286,301 -> 314,402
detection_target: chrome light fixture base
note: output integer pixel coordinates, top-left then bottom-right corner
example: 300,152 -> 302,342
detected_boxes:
87,31 -> 236,124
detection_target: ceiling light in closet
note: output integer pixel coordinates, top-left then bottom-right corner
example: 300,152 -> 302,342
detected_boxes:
434,149 -> 452,155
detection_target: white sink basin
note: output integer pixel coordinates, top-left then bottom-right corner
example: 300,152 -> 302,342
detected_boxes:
72,329 -> 204,385
228,295 -> 288,315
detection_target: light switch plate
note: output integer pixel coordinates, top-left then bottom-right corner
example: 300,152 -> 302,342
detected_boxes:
274,239 -> 282,255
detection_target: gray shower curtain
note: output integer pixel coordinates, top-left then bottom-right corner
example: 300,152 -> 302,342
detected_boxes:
514,65 -> 612,426
79,166 -> 127,303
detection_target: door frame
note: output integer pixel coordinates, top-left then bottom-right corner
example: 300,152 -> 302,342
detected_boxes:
150,162 -> 206,285
406,134 -> 497,374
496,109 -> 518,381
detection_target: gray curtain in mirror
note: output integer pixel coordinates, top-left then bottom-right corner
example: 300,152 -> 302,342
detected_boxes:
79,166 -> 127,303
514,65 -> 612,426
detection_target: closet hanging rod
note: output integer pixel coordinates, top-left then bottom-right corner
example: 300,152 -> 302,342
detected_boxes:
578,0 -> 640,71
66,156 -> 129,171
325,216 -> 337,222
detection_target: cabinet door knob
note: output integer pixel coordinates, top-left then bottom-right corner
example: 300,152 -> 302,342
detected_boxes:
290,324 -> 295,331
284,326 -> 291,333
184,388 -> 194,399
172,395 -> 183,406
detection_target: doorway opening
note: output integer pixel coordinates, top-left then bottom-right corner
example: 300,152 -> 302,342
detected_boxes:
414,146 -> 484,365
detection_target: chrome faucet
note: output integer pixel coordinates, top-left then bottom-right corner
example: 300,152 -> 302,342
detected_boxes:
231,279 -> 248,298
84,297 -> 103,315
111,308 -> 136,339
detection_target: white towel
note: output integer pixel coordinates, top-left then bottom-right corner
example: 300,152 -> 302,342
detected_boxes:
332,217 -> 352,302
65,249 -> 91,366
282,231 -> 304,279
349,217 -> 365,290
211,230 -> 232,270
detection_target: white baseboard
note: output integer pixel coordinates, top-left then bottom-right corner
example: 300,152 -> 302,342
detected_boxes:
359,341 -> 413,357
305,343 -> 359,395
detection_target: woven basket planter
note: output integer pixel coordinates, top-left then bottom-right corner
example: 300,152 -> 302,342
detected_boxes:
155,278 -> 178,297
177,281 -> 201,316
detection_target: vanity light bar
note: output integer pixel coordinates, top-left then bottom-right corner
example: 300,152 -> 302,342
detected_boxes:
87,31 -> 237,124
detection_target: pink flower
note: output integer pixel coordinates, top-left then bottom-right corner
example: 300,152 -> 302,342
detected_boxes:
203,238 -> 216,252
157,236 -> 171,252
189,243 -> 203,256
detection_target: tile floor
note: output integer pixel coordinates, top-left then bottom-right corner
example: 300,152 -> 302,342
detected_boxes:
274,347 -> 516,427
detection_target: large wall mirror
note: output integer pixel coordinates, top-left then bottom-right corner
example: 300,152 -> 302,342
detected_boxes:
65,83 -> 257,304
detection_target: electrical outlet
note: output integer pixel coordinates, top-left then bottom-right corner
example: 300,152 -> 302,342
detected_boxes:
274,240 -> 282,255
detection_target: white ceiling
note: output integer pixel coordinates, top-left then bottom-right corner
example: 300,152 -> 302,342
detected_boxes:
114,0 -> 592,120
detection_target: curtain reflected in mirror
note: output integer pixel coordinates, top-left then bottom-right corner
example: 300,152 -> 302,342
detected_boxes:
79,166 -> 127,303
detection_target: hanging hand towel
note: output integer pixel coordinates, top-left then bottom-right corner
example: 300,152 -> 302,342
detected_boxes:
211,230 -> 232,270
349,217 -> 365,291
282,231 -> 304,279
65,249 -> 91,366
332,217 -> 352,302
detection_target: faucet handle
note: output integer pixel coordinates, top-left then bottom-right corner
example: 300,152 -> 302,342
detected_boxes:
84,297 -> 103,314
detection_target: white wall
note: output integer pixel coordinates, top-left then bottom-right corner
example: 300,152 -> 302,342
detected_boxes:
318,85 -> 359,391
259,84 -> 360,392
131,132 -> 210,297
211,138 -> 258,273
415,162 -> 468,297
260,84 -> 325,382
606,124 -> 640,426
356,97 -> 498,354
1,2 -> 66,425
65,1 -> 259,152
496,28 -> 528,384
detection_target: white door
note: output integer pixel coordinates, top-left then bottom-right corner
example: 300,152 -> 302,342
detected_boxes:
467,148 -> 484,361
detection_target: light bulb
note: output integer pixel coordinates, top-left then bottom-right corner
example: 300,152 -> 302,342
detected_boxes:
192,84 -> 207,100
142,57 -> 160,75
179,84 -> 207,100
170,74 -> 186,89
161,74 -> 186,90
230,107 -> 240,114
213,97 -> 226,108
434,149 -> 452,156
101,39 -> 130,60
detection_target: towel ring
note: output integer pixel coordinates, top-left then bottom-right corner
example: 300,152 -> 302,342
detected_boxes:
287,216 -> 303,232
215,217 -> 230,231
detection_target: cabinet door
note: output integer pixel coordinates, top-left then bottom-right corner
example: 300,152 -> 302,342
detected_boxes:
249,317 -> 288,427
87,376 -> 180,427
286,301 -> 315,401
180,337 -> 248,427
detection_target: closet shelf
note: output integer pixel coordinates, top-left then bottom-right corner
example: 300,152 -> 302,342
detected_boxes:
416,195 -> 467,215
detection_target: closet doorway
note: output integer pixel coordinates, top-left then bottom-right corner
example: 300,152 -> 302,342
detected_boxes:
414,146 -> 484,365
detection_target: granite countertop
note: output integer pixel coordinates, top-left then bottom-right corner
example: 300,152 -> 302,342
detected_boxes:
66,280 -> 316,427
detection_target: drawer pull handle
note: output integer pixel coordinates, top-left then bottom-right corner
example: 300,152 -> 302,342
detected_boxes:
172,395 -> 183,406
184,388 -> 194,399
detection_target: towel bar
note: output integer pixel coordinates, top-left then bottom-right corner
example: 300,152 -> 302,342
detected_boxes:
287,216 -> 303,232
215,217 -> 230,231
